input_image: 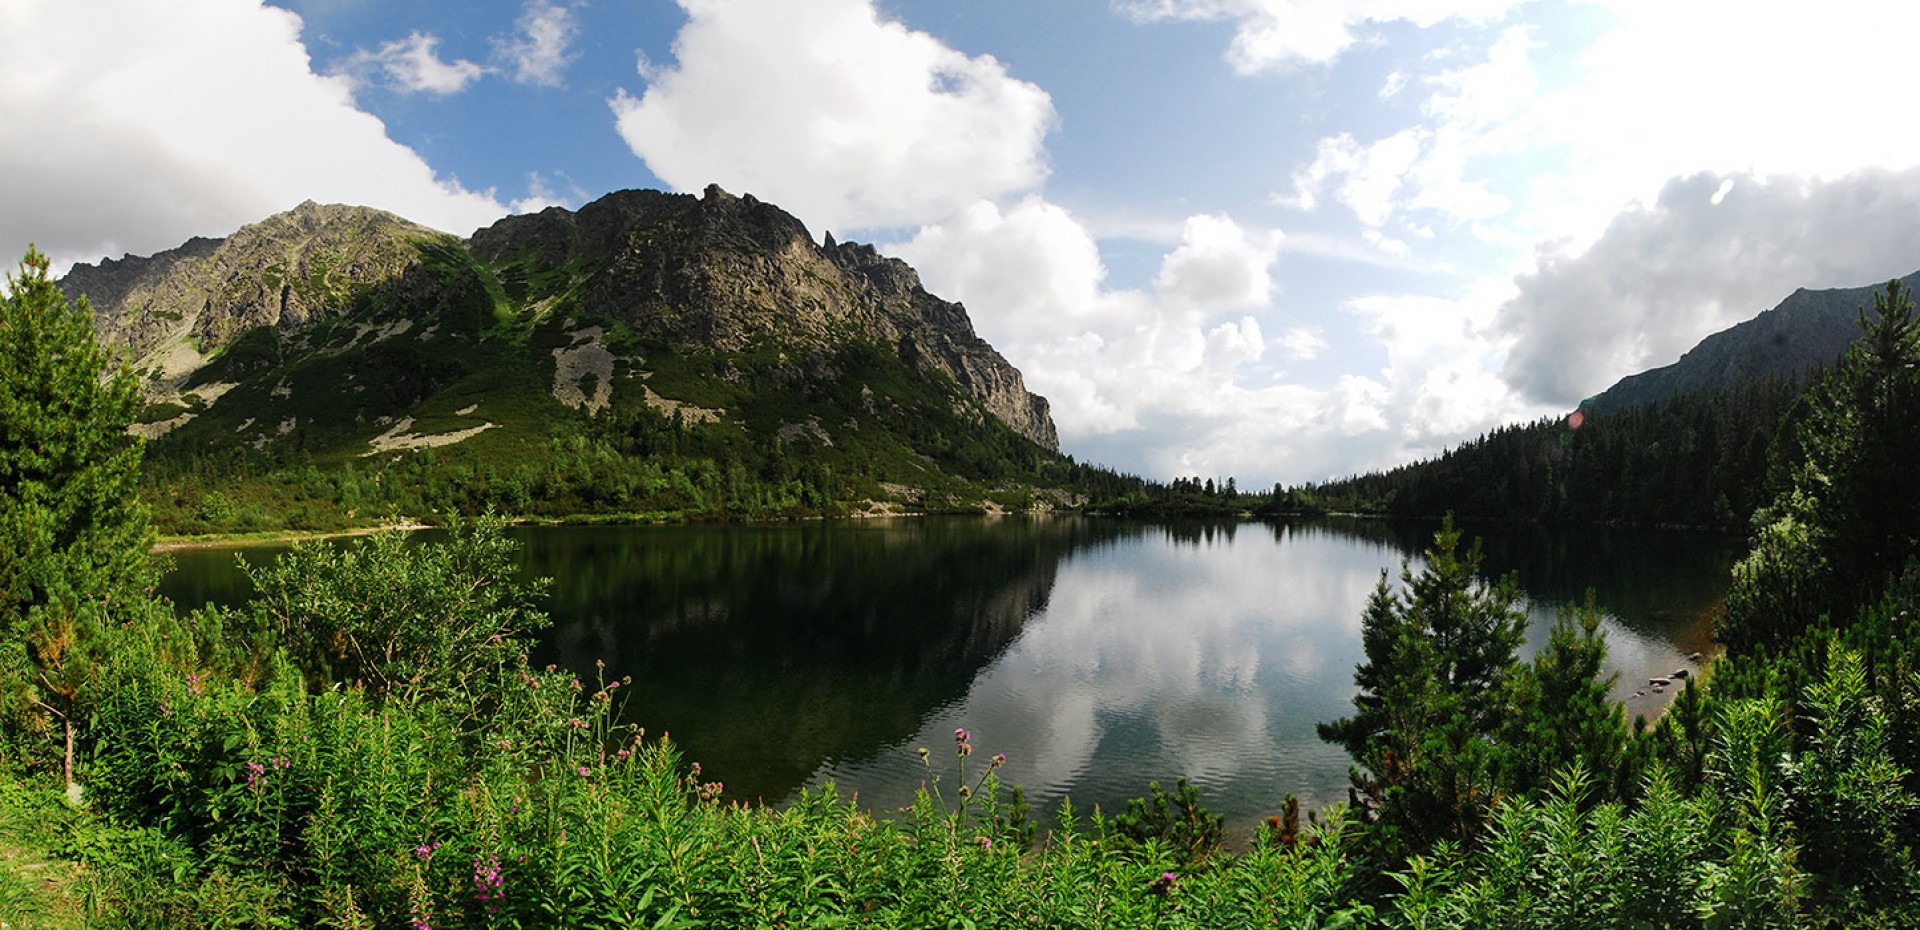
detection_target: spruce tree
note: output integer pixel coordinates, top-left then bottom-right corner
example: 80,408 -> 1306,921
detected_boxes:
1499,595 -> 1630,799
1721,279 -> 1920,653
1318,516 -> 1527,854
0,247 -> 153,788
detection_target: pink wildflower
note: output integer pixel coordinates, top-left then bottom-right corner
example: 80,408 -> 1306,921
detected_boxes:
472,853 -> 506,914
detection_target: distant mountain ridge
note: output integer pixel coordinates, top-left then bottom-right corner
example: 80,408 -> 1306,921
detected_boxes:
56,186 -> 1071,529
1296,267 -> 1919,530
1582,271 -> 1920,414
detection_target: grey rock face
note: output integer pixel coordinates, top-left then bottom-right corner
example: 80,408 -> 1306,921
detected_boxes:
66,201 -> 445,366
472,185 -> 1059,449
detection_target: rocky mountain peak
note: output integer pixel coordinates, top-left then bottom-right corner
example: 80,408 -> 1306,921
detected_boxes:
1583,270 -> 1920,415
64,201 -> 448,399
483,187 -> 1053,448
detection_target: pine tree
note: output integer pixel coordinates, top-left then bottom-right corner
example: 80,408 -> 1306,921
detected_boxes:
1318,515 -> 1527,854
0,247 -> 154,789
1722,279 -> 1920,653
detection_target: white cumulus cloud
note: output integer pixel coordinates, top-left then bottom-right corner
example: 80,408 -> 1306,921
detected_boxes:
1498,169 -> 1920,407
0,0 -> 508,273
495,0 -> 579,87
1117,0 -> 1525,73
1258,2 -> 1920,414
335,31 -> 490,96
609,0 -> 1055,234
894,198 -> 1503,484
1154,214 -> 1284,315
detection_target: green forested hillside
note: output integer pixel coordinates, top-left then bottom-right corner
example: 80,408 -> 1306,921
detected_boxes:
1304,273 -> 1920,532
1303,376 -> 1804,529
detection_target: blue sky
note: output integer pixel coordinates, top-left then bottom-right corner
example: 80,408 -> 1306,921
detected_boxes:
8,0 -> 1920,486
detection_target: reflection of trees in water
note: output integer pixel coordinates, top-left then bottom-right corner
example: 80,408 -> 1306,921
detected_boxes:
526,518 -> 1134,802
1158,522 -> 1241,548
1268,517 -> 1739,635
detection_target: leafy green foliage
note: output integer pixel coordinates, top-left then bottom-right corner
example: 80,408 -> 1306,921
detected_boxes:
1696,697 -> 1808,929
1105,777 -> 1225,868
1779,641 -> 1918,920
1499,596 -> 1631,799
242,516 -> 549,714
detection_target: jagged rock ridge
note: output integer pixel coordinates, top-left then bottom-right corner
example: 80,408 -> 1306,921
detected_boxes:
470,185 -> 1056,449
64,202 -> 450,402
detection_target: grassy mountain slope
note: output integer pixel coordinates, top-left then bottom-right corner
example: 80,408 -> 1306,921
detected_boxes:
1584,271 -> 1920,414
60,187 -> 1091,534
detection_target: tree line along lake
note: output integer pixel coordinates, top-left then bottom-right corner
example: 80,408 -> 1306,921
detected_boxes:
158,516 -> 1738,837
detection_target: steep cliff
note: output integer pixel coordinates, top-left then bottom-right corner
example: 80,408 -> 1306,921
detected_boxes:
469,185 -> 1055,449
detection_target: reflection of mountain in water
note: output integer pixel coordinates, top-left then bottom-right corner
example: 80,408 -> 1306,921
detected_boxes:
525,517 -> 1129,802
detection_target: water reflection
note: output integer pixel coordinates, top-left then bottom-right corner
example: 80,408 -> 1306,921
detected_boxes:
809,520 -> 1393,830
157,516 -> 1739,833
523,519 -> 1125,802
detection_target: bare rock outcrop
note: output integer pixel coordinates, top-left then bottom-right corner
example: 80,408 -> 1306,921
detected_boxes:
470,185 -> 1058,450
64,201 -> 446,380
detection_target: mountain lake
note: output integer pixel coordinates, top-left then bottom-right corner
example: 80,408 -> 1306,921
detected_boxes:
158,516 -> 1739,838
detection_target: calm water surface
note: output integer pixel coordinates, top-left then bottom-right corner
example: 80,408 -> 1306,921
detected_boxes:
159,517 -> 1739,833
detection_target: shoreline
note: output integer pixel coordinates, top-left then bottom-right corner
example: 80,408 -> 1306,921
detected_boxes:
150,522 -> 435,553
